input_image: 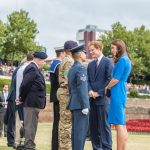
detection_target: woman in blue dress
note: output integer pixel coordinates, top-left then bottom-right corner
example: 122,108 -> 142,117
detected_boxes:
105,39 -> 132,150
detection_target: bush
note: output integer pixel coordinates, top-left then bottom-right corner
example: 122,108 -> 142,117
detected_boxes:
0,78 -> 50,94
129,88 -> 139,97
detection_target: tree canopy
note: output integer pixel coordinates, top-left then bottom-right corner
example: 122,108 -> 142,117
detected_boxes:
0,9 -> 43,65
100,22 -> 150,82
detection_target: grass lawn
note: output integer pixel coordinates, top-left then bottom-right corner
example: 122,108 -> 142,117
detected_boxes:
0,123 -> 150,150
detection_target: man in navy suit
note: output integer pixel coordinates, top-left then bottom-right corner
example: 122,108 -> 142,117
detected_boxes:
4,67 -> 19,147
16,51 -> 48,150
0,84 -> 8,137
68,45 -> 90,150
87,41 -> 113,150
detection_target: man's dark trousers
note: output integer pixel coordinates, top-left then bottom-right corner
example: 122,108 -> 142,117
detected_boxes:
51,101 -> 60,150
90,100 -> 112,150
5,101 -> 15,146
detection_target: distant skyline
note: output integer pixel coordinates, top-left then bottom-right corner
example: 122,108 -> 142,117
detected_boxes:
0,0 -> 150,59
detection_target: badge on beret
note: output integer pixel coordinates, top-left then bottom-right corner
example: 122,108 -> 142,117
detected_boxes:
80,74 -> 86,81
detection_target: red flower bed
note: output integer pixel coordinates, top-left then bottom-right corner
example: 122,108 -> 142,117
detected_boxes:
126,119 -> 150,132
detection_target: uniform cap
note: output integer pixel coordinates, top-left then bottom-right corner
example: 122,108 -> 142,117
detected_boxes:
64,40 -> 78,50
70,45 -> 86,54
54,46 -> 64,53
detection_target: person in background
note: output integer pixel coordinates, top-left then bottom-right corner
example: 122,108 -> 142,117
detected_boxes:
16,51 -> 48,150
68,45 -> 90,150
4,67 -> 20,148
0,84 -> 9,137
15,52 -> 33,148
105,39 -> 132,150
49,46 -> 65,150
57,40 -> 78,150
87,41 -> 113,150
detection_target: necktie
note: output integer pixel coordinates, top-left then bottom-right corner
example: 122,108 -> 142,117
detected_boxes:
95,59 -> 98,73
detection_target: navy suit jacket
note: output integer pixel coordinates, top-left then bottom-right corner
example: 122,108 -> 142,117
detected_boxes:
68,61 -> 90,110
87,56 -> 113,105
0,92 -> 5,112
7,67 -> 19,103
19,62 -> 46,109
4,67 -> 19,124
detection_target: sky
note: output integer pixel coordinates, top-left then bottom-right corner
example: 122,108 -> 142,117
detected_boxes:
0,0 -> 150,59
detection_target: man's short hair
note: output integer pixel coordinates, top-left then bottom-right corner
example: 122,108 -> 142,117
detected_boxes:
88,41 -> 103,51
3,83 -> 8,88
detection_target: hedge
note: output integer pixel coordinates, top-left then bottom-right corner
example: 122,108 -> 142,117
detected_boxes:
0,78 -> 50,94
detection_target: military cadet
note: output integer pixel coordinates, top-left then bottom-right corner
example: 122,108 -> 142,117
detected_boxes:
49,46 -> 65,150
67,45 -> 90,150
57,40 -> 78,150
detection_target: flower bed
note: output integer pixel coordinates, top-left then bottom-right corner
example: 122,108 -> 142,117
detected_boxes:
126,119 -> 150,132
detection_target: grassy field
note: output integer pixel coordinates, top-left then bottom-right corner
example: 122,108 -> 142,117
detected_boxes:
0,123 -> 150,150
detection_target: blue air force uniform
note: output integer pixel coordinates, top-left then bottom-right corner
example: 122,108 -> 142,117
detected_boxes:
67,45 -> 90,150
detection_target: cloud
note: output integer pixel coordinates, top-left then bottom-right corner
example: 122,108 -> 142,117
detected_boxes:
0,0 -> 150,59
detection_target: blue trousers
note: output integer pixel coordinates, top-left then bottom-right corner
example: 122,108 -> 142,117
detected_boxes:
71,110 -> 89,150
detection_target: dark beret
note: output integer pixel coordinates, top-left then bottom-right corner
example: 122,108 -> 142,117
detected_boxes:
64,40 -> 78,50
71,45 -> 86,54
54,46 -> 64,53
33,51 -> 48,59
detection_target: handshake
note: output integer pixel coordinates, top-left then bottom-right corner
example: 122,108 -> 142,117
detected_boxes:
82,108 -> 89,115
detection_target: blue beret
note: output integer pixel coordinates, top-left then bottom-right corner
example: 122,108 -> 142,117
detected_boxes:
64,40 -> 78,50
71,45 -> 86,54
33,51 -> 48,59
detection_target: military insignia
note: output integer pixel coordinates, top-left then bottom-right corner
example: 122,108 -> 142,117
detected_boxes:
80,74 -> 86,81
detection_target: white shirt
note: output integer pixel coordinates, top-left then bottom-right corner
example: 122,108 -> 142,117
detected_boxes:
3,91 -> 8,108
16,63 -> 29,99
96,54 -> 104,67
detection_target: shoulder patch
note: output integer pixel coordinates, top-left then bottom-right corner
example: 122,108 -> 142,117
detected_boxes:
80,74 -> 87,81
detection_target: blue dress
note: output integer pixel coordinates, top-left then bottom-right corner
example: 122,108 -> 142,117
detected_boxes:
108,54 -> 132,125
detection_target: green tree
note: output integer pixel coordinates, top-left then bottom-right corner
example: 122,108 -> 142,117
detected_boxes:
133,25 -> 150,74
0,20 -> 6,55
100,22 -> 149,80
2,9 -> 42,65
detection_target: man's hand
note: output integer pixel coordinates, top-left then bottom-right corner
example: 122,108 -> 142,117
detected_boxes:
89,91 -> 99,99
92,92 -> 99,99
82,108 -> 89,115
89,90 -> 94,98
15,98 -> 23,105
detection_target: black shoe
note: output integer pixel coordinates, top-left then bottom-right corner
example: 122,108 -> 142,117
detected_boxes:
7,143 -> 15,147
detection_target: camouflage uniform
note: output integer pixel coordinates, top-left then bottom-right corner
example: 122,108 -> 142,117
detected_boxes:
57,55 -> 74,150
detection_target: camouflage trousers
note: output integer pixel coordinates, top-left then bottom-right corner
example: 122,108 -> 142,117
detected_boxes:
57,88 -> 72,150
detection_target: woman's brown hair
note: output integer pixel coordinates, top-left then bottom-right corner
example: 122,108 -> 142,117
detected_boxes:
111,39 -> 131,63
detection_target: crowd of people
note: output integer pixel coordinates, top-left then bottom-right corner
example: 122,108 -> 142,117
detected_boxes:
0,64 -> 16,76
0,39 -> 132,150
127,83 -> 150,94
